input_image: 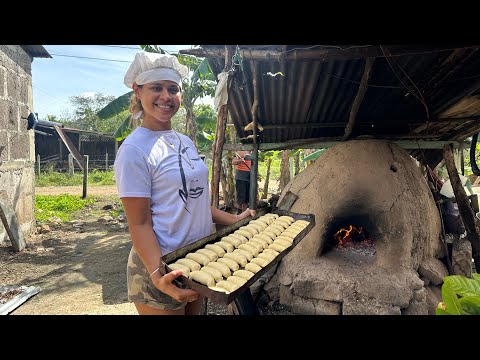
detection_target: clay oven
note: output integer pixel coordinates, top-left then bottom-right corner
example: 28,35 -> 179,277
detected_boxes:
268,140 -> 447,315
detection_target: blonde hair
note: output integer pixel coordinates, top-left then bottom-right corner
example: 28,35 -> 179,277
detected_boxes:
128,92 -> 143,129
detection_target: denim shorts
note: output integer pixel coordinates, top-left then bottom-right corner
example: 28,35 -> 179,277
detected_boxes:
127,246 -> 186,311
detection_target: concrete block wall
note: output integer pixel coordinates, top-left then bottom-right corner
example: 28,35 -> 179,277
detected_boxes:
0,45 -> 36,246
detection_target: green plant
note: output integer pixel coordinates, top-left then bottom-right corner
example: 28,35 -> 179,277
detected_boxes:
35,194 -> 95,223
35,170 -> 116,187
436,273 -> 480,315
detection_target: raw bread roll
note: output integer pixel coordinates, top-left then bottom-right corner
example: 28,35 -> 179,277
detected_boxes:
233,248 -> 253,261
228,233 -> 248,244
265,225 -> 282,236
261,230 -> 277,241
238,243 -> 260,257
269,224 -> 286,233
215,241 -> 234,253
245,262 -> 262,274
282,230 -> 300,238
221,236 -> 242,248
254,233 -> 273,244
208,286 -> 230,294
278,215 -> 295,224
216,280 -> 239,293
246,223 -> 263,233
250,237 -> 268,249
175,258 -> 201,271
217,257 -> 240,271
268,243 -> 287,252
189,270 -> 215,287
196,248 -> 218,262
295,220 -> 310,226
233,269 -> 255,280
206,261 -> 231,278
249,219 -> 268,229
257,252 -> 276,262
246,240 -> 263,253
257,216 -> 274,225
273,219 -> 289,229
290,223 -> 307,231
224,252 -> 248,267
205,244 -> 226,257
239,225 -> 258,236
234,229 -> 253,240
275,235 -> 294,244
250,257 -> 270,268
227,275 -> 248,286
263,248 -> 280,257
186,252 -> 210,266
167,263 -> 191,277
200,266 -> 223,282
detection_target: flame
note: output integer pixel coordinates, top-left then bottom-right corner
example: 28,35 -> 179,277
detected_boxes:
334,225 -> 370,248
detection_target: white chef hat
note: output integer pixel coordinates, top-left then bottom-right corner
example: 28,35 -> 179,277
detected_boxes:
123,52 -> 189,89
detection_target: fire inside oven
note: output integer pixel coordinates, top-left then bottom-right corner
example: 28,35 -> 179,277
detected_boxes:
321,215 -> 376,257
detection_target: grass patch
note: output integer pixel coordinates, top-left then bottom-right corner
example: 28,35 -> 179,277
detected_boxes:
35,194 -> 95,223
35,169 -> 116,187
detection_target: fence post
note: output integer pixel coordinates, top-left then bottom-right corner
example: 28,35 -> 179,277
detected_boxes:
68,154 -> 74,176
37,154 -> 40,176
82,155 -> 89,199
105,152 -> 109,171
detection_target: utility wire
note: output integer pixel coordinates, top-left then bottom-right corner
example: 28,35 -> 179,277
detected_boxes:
49,53 -> 132,63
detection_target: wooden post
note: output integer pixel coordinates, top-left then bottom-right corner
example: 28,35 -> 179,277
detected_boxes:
249,61 -> 259,211
210,46 -> 233,208
0,199 -> 25,252
443,144 -> 480,272
460,142 -> 465,175
105,152 -> 109,171
250,143 -> 259,210
68,154 -> 74,176
82,155 -> 89,199
36,154 -> 40,176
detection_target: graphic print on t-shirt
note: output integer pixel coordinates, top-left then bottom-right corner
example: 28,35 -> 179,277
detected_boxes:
177,141 -> 203,214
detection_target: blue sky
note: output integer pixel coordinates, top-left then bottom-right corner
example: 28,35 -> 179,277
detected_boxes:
32,45 -> 212,119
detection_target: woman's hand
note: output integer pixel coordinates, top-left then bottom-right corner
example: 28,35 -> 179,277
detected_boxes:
238,208 -> 256,220
151,269 -> 199,303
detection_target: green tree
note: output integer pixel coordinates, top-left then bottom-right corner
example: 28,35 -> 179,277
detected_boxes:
194,103 -> 217,155
63,93 -> 118,133
97,45 -> 216,145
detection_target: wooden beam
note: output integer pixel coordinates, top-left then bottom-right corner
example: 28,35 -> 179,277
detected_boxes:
344,57 -> 374,140
250,62 -> 259,210
260,116 -> 480,130
443,143 -> 480,273
210,46 -> 233,208
223,139 -> 464,151
180,45 -> 478,63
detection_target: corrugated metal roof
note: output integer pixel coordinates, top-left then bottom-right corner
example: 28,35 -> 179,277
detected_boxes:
20,45 -> 51,58
181,45 -> 480,166
180,44 -> 480,164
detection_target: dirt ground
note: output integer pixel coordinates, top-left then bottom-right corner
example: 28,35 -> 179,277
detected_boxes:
1,185 -> 234,315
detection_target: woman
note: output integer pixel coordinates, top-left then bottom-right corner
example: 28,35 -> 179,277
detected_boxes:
114,52 -> 255,315
232,150 -> 252,213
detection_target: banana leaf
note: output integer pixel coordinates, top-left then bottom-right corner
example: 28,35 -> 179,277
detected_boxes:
113,114 -> 133,141
191,58 -> 215,82
97,91 -> 133,119
303,148 -> 327,162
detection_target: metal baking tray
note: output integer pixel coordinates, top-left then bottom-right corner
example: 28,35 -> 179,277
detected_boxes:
159,209 -> 315,305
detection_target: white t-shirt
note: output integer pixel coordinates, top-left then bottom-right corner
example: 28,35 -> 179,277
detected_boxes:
114,127 -> 213,255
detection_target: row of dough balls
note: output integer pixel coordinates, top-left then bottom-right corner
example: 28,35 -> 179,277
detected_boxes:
168,214 -> 310,294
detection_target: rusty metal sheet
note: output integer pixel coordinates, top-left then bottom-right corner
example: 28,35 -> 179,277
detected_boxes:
160,209 -> 315,305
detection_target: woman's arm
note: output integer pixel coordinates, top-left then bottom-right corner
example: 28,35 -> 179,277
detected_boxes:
211,206 -> 256,225
122,197 -> 199,302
